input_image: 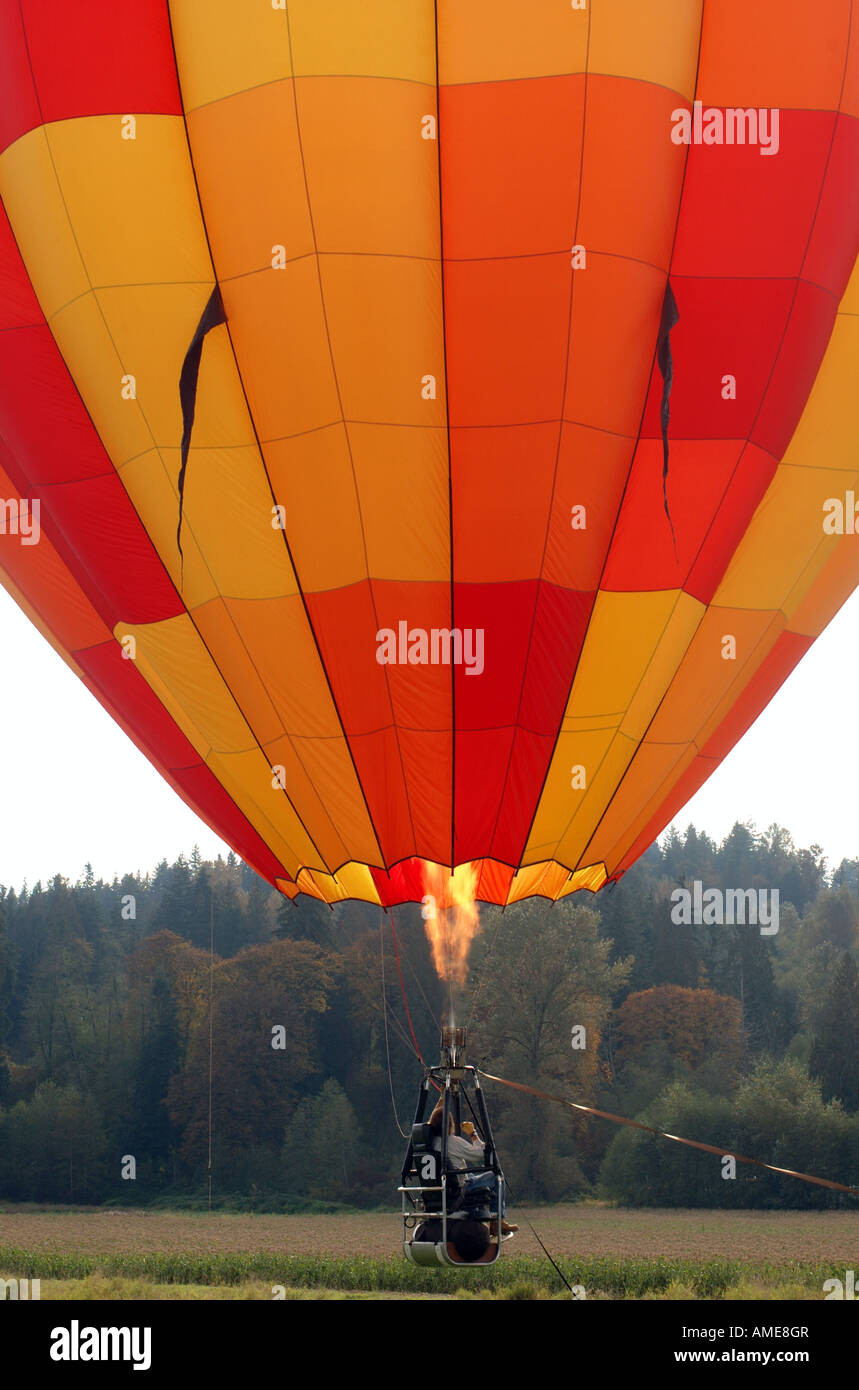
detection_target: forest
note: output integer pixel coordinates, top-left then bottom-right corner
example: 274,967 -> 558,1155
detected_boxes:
0,821 -> 857,1211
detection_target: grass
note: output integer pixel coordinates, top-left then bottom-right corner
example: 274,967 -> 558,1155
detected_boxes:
3,1273 -> 454,1301
0,1247 -> 841,1298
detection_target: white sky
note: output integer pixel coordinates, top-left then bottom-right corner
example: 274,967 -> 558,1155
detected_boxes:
663,591 -> 858,869
0,583 -> 856,891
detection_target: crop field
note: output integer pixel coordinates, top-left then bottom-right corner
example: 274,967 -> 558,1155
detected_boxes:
1,1203 -> 856,1299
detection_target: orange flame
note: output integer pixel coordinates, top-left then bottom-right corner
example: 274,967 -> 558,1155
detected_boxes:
421,862 -> 480,986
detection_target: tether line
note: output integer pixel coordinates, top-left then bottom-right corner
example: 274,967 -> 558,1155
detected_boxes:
479,1071 -> 859,1199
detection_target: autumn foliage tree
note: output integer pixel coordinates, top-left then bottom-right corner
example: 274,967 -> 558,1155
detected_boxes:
614,985 -> 742,1078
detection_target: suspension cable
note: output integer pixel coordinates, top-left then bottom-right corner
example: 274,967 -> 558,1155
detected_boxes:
398,920 -> 442,1034
389,907 -> 428,1066
379,919 -> 408,1139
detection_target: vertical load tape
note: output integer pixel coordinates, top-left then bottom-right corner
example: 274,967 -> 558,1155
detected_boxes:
656,281 -> 679,550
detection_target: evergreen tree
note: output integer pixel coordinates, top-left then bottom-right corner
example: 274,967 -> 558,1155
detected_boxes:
151,855 -> 202,945
130,973 -> 181,1170
594,867 -> 655,991
681,824 -> 717,881
833,859 -> 859,893
652,911 -> 698,988
0,892 -> 11,1105
806,887 -> 858,952
718,822 -> 759,883
810,953 -> 859,1111
274,893 -> 335,947
735,929 -> 784,1056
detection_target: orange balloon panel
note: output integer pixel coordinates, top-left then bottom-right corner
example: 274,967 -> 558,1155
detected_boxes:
0,1 -> 856,905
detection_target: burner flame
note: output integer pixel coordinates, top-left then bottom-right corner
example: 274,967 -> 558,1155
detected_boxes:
421,862 -> 480,986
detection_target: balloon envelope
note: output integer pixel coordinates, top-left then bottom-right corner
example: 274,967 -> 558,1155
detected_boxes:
0,1 -> 857,906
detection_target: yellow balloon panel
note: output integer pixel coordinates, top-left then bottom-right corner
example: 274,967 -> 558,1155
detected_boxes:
170,0 -> 296,110
286,0 -> 437,83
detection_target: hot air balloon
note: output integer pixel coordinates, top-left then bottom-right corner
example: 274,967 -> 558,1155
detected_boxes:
0,0 -> 857,929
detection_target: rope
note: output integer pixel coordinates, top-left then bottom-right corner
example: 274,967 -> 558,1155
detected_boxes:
399,924 -> 442,1034
460,1086 -> 574,1295
207,879 -> 214,1214
518,1213 -> 575,1295
370,986 -> 421,1061
479,1070 -> 859,1200
380,920 -> 408,1139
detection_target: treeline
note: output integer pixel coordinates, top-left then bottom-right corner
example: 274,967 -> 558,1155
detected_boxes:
0,823 -> 857,1210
